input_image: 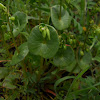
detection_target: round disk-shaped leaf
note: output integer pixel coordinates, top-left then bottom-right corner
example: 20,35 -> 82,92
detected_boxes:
28,25 -> 59,58
10,42 -> 29,65
53,47 -> 81,73
51,5 -> 71,30
79,51 -> 92,70
13,11 -> 28,37
53,46 -> 75,67
65,61 -> 81,73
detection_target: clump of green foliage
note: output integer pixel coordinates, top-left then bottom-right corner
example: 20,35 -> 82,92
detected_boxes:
0,0 -> 100,100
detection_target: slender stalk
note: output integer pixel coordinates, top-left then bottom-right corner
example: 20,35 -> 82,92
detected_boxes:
10,28 -> 19,53
84,27 -> 90,50
47,15 -> 50,24
21,60 -> 27,77
59,0 -> 62,20
1,28 -> 11,58
7,6 -> 19,53
39,0 -> 41,23
91,67 -> 94,78
37,57 -> 44,82
19,34 -> 23,44
43,65 -> 55,76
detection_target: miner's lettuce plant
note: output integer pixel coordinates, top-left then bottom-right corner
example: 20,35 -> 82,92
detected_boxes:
0,0 -> 100,100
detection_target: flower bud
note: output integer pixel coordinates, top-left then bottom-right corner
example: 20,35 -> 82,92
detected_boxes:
9,16 -> 15,21
46,28 -> 50,40
1,25 -> 7,29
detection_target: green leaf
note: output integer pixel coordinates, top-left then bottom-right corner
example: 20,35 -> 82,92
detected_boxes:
54,76 -> 75,99
70,1 -> 81,12
70,82 -> 100,96
3,73 -> 19,89
7,91 -> 19,100
4,33 -> 11,41
3,82 -> 16,89
53,50 -> 80,73
0,67 -> 9,80
51,5 -> 71,30
0,98 -> 5,100
64,66 -> 90,100
28,24 -> 59,58
37,7 -> 50,12
65,61 -> 81,73
25,53 -> 41,67
93,43 -> 100,62
27,16 -> 44,21
20,32 -> 29,40
93,56 -> 100,62
53,47 -> 75,68
13,11 -> 28,37
10,42 -> 29,65
79,51 -> 92,70
95,95 -> 100,100
81,0 -> 86,12
90,36 -> 97,50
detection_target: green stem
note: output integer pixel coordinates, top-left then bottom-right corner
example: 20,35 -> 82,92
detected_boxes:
59,0 -> 62,20
39,0 -> 41,23
21,59 -> 28,87
10,29 -> 19,53
47,15 -> 50,24
20,34 -> 23,44
37,57 -> 44,82
43,65 -> 55,76
7,8 -> 19,53
84,27 -> 90,50
1,29 -> 10,58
